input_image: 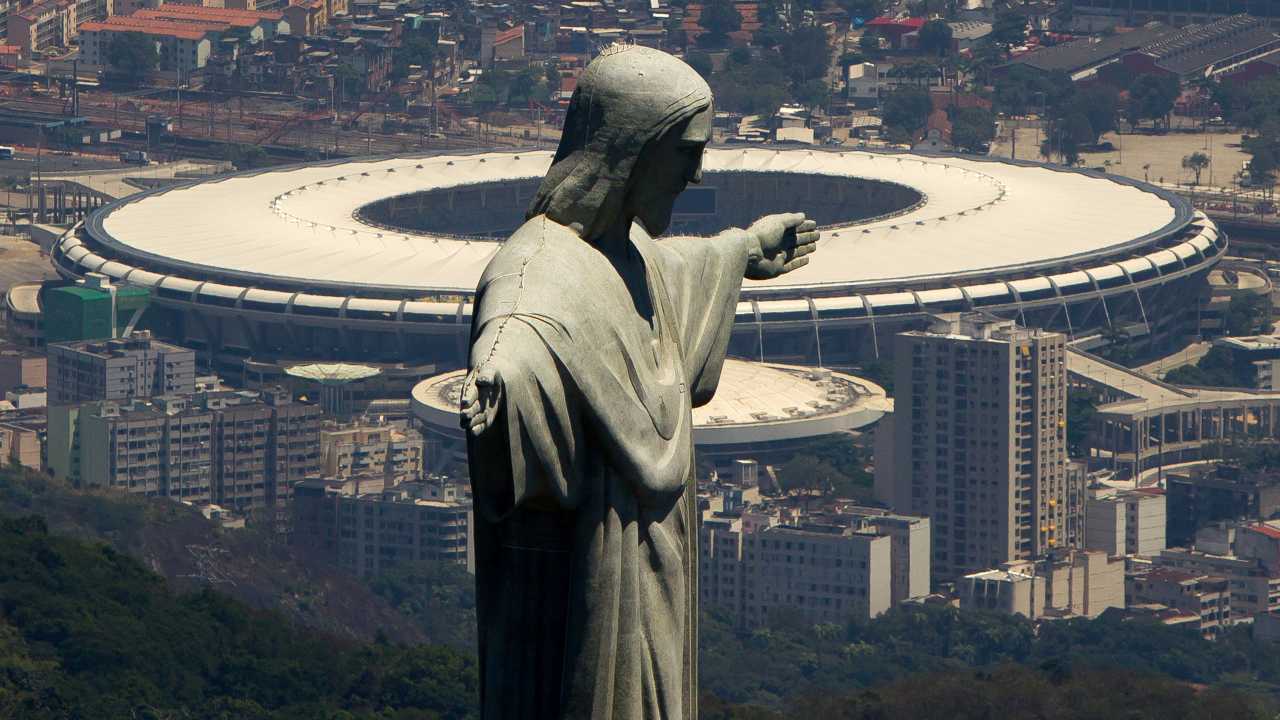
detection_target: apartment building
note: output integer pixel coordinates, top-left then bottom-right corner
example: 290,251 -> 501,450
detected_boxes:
283,0 -> 325,36
891,313 -> 1073,581
959,550 -> 1125,619
133,5 -> 286,42
1166,464 -> 1280,547
78,395 -> 214,502
79,18 -> 213,74
291,480 -> 471,576
1159,549 -> 1278,621
700,508 -> 928,628
51,387 -> 319,515
47,331 -> 195,407
1085,486 -> 1167,557
0,421 -> 40,469
8,0 -> 72,54
1128,567 -> 1231,638
0,349 -> 45,396
319,419 -> 424,486
858,511 -> 931,605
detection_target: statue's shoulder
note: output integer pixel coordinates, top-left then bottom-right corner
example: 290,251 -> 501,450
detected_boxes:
481,215 -> 592,282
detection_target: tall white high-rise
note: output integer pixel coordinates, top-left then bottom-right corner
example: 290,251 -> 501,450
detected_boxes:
891,313 -> 1073,582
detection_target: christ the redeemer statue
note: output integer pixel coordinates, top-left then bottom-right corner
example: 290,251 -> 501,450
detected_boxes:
460,44 -> 819,720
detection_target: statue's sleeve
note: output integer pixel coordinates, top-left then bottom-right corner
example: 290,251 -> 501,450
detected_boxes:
655,231 -> 751,407
466,308 -> 586,522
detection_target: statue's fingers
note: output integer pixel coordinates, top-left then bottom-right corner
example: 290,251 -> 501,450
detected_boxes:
794,242 -> 817,258
783,256 -> 811,272
476,366 -> 498,387
469,414 -> 489,434
795,230 -> 820,246
798,219 -> 817,233
760,212 -> 805,229
461,382 -> 479,406
459,402 -> 479,427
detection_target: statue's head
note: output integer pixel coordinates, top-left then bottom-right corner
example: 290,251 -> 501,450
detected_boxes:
528,45 -> 712,240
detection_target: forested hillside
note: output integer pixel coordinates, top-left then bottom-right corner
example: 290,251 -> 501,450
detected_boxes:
0,514 -> 476,719
0,466 -> 423,643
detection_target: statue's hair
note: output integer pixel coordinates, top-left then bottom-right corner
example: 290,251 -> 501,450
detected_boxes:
527,45 -> 711,241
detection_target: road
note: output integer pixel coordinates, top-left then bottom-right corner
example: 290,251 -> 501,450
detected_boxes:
0,234 -> 54,293
41,159 -> 232,199
1134,341 -> 1213,379
0,149 -> 127,180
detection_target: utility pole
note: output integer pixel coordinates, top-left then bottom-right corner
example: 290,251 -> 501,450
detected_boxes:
70,59 -> 79,117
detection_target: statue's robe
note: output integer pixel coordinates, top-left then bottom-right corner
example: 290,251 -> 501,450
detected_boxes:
466,215 -> 749,720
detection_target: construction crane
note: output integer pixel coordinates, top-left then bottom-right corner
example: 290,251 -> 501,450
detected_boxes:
256,106 -> 333,146
342,87 -> 394,130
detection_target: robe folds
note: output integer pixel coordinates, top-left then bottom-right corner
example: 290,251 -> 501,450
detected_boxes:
466,214 -> 749,720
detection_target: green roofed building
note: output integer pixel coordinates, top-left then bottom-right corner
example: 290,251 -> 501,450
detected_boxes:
42,280 -> 151,344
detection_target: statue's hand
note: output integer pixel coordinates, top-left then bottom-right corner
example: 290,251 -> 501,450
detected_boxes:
745,213 -> 819,280
459,366 -> 504,437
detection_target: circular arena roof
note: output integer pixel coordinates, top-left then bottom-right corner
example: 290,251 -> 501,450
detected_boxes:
411,359 -> 890,447
283,362 -> 382,383
79,147 -> 1188,298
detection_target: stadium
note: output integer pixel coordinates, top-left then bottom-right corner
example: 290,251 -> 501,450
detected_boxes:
50,146 -> 1225,389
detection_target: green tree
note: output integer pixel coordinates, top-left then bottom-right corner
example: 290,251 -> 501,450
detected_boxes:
1043,112 -> 1093,165
882,88 -> 934,137
711,50 -> 789,115
990,9 -> 1026,50
334,62 -> 363,104
777,454 -> 843,497
106,32 -> 160,86
698,0 -> 742,47
993,66 -> 1073,117
1226,292 -> 1272,336
1078,83 -> 1119,143
1126,73 -> 1180,129
1243,129 -> 1280,190
780,25 -> 832,88
950,106 -> 995,154
794,78 -> 831,110
1164,345 -> 1257,388
1066,390 -> 1096,457
508,66 -> 546,106
917,20 -> 953,57
391,35 -> 436,80
1182,151 -> 1210,185
960,39 -> 1004,86
686,49 -> 714,79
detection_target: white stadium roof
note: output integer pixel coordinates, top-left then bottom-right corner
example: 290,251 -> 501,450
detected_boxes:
88,148 -> 1182,296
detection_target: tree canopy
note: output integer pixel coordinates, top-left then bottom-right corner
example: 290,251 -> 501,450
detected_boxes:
1183,151 -> 1211,185
391,34 -> 436,80
0,515 -> 478,718
697,0 -> 742,47
950,106 -> 996,154
882,88 -> 933,138
105,32 -> 159,86
917,20 -> 953,57
990,9 -> 1027,49
1126,74 -> 1180,129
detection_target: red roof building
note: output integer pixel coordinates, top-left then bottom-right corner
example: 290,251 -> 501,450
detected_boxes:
864,16 -> 925,49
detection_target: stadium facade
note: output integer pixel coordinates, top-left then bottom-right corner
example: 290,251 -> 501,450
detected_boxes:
50,147 -> 1225,388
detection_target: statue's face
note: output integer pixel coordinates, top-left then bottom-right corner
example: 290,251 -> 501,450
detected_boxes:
627,108 -> 712,236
